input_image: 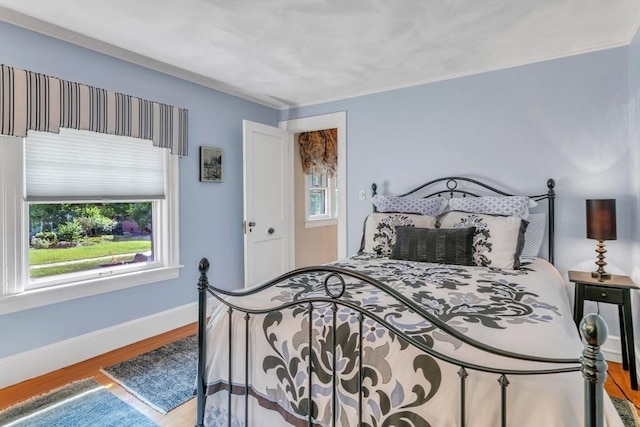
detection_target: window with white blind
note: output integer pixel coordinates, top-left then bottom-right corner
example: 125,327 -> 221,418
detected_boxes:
0,129 -> 180,314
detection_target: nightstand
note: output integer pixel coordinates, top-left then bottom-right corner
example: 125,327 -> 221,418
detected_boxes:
569,270 -> 638,390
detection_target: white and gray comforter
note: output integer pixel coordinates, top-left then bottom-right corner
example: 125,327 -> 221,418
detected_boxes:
202,256 -> 623,427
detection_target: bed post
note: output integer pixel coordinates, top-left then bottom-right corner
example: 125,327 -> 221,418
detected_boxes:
371,183 -> 378,212
196,257 -> 210,427
579,313 -> 608,427
546,179 -> 556,264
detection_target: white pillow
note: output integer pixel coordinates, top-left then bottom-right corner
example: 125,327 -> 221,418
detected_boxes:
520,213 -> 546,260
438,211 -> 527,269
448,196 -> 532,220
360,213 -> 437,256
372,195 -> 447,216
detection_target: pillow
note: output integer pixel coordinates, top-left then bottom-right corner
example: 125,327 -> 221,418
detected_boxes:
437,211 -> 527,269
360,213 -> 437,256
372,195 -> 447,216
448,196 -> 532,220
390,226 -> 476,265
520,213 -> 546,260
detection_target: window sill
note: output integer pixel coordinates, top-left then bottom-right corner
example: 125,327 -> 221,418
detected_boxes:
0,265 -> 182,315
305,218 -> 338,229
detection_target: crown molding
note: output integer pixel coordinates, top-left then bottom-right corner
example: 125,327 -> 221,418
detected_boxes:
0,6 -> 285,110
2,5 -> 636,113
628,16 -> 640,43
282,38 -> 633,110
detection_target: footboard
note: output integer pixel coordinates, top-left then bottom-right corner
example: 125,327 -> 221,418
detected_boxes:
195,258 -> 609,427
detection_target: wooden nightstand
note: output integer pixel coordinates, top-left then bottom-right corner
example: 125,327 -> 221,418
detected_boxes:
569,270 -> 638,390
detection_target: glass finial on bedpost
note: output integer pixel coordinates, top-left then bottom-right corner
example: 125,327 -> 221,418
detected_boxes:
579,313 -> 608,427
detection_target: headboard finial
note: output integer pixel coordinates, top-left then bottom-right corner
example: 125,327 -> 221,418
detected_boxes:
198,257 -> 210,274
547,179 -> 556,193
371,183 -> 378,212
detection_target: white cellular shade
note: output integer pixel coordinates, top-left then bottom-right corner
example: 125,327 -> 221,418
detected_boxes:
25,129 -> 165,201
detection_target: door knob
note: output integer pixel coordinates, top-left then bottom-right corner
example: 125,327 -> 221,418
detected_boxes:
267,227 -> 275,235
248,221 -> 256,227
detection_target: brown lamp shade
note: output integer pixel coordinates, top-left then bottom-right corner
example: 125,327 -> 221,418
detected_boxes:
586,199 -> 617,241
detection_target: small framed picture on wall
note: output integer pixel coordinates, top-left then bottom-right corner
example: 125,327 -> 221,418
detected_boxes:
200,146 -> 223,182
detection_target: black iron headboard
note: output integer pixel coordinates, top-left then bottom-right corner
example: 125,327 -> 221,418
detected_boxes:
371,177 -> 556,264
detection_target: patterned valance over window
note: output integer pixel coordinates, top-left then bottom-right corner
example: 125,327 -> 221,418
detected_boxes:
0,65 -> 188,156
298,128 -> 337,175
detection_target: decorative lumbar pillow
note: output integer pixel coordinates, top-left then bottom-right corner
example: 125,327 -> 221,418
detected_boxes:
371,195 -> 447,216
360,213 -> 437,256
390,226 -> 476,265
448,196 -> 532,220
437,211 -> 527,269
520,213 -> 546,260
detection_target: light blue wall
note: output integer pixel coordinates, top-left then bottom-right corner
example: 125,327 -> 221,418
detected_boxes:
2,20 -> 638,360
0,22 -> 279,358
628,26 -> 640,349
281,45 -> 636,335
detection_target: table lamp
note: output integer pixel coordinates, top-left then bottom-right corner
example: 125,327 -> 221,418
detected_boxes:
586,199 -> 616,281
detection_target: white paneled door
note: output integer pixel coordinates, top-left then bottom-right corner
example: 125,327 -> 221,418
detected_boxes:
242,120 -> 293,287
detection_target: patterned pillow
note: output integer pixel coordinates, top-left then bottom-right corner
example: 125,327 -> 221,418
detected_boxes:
520,213 -> 546,260
448,196 -> 532,220
390,226 -> 476,265
372,195 -> 447,216
360,213 -> 437,256
437,211 -> 527,269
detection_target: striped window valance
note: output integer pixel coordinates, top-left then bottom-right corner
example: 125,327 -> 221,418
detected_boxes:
0,64 -> 188,156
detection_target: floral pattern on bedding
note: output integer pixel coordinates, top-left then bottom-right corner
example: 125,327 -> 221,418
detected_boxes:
204,256 -> 577,427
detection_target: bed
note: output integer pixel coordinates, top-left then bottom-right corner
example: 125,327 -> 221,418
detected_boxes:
195,177 -> 620,427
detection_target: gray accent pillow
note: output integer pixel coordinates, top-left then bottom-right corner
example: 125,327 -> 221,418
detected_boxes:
390,226 -> 476,265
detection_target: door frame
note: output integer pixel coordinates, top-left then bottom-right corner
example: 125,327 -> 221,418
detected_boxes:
279,111 -> 347,260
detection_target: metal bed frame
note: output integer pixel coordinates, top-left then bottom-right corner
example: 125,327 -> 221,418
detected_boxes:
195,177 -> 609,427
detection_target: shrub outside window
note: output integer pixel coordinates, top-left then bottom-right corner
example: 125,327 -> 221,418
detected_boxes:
0,130 -> 180,314
28,202 -> 154,286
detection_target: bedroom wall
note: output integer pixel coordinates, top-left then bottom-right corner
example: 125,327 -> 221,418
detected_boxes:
0,22 -> 278,359
628,26 -> 640,361
1,19 -> 637,382
280,44 -> 635,338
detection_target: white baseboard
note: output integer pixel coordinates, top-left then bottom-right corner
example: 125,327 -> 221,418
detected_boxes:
602,335 -> 623,363
602,336 -> 640,382
0,299 -> 216,389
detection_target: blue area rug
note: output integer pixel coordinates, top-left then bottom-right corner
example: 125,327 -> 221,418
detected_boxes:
0,378 -> 158,427
612,397 -> 640,427
100,334 -> 197,414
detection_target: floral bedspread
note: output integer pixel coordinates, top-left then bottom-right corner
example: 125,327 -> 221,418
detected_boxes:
202,256 -> 623,427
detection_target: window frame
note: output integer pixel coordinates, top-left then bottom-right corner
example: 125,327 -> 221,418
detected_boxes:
0,134 -> 181,315
304,171 -> 338,228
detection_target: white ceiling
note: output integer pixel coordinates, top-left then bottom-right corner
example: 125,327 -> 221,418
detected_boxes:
1,0 -> 639,109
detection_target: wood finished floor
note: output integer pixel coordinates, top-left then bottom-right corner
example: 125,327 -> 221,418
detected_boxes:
1,323 -> 638,426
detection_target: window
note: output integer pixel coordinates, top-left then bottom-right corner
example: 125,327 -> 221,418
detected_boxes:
305,171 -> 338,227
0,129 -> 180,314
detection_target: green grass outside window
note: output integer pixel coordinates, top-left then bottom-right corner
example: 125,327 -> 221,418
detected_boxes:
30,240 -> 151,265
